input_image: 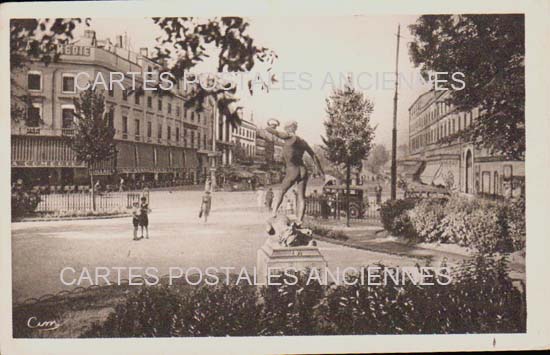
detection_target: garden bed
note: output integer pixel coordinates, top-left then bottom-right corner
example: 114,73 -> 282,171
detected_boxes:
12,257 -> 526,338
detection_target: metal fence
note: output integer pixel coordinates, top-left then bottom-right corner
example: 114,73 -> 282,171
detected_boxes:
305,195 -> 381,221
35,192 -> 144,212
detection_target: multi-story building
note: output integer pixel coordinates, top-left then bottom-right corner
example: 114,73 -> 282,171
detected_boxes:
11,30 -> 214,187
231,110 -> 257,164
407,89 -> 524,197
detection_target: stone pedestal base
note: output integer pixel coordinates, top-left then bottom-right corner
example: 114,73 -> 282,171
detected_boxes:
256,238 -> 327,284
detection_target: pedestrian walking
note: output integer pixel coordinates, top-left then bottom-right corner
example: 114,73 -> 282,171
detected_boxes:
376,183 -> 383,205
256,187 -> 265,208
199,190 -> 212,223
265,187 -> 274,210
139,196 -> 151,239
131,201 -> 141,241
204,177 -> 212,193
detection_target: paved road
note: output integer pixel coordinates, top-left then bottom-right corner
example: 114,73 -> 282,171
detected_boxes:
11,190 -> 424,302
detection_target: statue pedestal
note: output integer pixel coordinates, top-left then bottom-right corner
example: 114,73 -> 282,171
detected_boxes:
256,238 -> 327,284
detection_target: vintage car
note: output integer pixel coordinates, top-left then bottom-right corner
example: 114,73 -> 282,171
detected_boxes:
321,184 -> 371,218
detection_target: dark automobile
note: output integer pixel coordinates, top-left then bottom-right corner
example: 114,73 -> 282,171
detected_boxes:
322,184 -> 370,218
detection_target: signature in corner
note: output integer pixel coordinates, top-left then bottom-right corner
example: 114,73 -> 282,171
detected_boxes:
27,316 -> 61,331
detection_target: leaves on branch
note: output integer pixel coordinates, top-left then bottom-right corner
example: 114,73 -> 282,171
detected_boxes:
153,17 -> 277,127
408,14 -> 525,160
70,87 -> 117,165
322,83 -> 376,168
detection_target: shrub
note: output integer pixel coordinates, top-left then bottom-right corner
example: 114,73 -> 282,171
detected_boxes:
439,197 -> 517,254
408,198 -> 448,242
402,195 -> 525,254
11,190 -> 41,219
504,198 -> 526,251
80,258 -> 525,336
379,198 -> 418,236
83,283 -> 260,337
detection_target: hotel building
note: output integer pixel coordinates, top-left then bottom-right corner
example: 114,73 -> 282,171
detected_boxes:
11,30 -> 215,187
407,89 -> 524,197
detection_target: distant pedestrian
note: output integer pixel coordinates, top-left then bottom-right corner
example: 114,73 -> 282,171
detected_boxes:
256,187 -> 265,208
131,201 -> 141,241
376,184 -> 383,205
265,187 -> 274,209
139,196 -> 151,239
119,177 -> 125,192
199,190 -> 212,223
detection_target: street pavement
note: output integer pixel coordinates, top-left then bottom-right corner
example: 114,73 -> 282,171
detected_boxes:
12,189 -> 427,302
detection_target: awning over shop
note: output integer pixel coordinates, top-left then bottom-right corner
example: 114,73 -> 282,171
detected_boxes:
184,149 -> 198,170
171,147 -> 184,169
116,141 -> 136,173
398,161 -> 423,179
419,163 -> 441,185
91,158 -> 115,175
156,146 -> 171,170
433,163 -> 460,189
137,144 -> 155,172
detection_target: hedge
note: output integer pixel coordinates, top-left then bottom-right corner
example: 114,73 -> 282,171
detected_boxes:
381,195 -> 525,254
81,256 -> 525,337
11,190 -> 41,218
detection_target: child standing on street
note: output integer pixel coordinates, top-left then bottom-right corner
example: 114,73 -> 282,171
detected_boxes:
199,190 -> 212,223
131,201 -> 140,241
139,196 -> 151,239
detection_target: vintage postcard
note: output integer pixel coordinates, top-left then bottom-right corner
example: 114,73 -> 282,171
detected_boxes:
1,0 -> 549,354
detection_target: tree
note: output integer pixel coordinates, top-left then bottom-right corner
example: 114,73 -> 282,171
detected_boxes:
364,144 -> 390,175
10,18 -> 87,122
409,14 -> 525,160
152,17 -> 277,128
322,84 -> 376,226
70,87 -> 117,210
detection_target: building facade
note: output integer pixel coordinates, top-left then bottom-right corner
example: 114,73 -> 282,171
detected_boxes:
231,112 -> 257,164
407,90 -> 524,197
11,30 -> 214,187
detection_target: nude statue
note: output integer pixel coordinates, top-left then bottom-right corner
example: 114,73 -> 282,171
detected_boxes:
266,119 -> 324,224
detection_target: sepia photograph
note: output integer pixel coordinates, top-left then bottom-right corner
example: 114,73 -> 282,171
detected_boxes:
1,0 -> 549,354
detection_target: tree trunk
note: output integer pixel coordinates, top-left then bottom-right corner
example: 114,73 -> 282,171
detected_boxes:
346,161 -> 351,227
90,169 -> 96,211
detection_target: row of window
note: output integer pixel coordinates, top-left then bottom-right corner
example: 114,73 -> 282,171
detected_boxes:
24,103 -> 209,149
234,126 -> 256,140
411,100 -> 458,133
117,115 -> 208,148
27,71 -> 206,124
410,110 -> 475,151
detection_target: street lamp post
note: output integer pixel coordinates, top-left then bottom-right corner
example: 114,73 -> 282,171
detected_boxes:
391,24 -> 401,201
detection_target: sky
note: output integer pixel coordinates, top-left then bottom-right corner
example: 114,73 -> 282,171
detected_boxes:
74,16 -> 431,148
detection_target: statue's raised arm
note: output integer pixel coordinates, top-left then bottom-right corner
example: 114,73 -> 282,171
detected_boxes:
265,119 -> 293,140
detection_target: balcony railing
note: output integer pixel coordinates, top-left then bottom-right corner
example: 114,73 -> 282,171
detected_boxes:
61,128 -> 75,137
11,126 -> 77,137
